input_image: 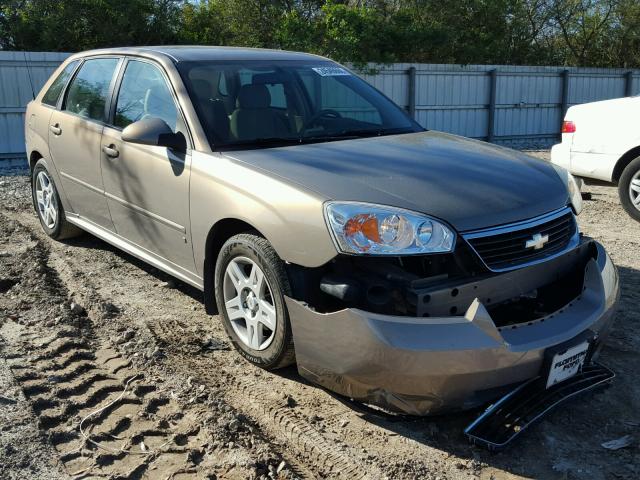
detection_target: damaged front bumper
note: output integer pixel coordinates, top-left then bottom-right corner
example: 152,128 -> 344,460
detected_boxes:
285,239 -> 619,415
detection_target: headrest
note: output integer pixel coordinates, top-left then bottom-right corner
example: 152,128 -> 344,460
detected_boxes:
191,79 -> 213,100
237,84 -> 271,109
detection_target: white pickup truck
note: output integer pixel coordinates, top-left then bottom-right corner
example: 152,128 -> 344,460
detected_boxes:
551,96 -> 640,221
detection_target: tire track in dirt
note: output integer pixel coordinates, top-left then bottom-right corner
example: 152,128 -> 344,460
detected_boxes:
146,313 -> 382,480
5,336 -> 202,479
0,212 -> 301,479
228,377 -> 373,479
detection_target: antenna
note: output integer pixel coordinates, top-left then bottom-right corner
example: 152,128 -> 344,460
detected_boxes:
22,51 -> 36,100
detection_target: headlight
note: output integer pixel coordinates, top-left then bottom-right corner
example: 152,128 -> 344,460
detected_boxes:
324,202 -> 455,255
552,164 -> 582,215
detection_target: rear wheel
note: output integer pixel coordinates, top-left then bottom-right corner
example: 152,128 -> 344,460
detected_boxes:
31,160 -> 82,240
618,156 -> 640,222
214,233 -> 295,369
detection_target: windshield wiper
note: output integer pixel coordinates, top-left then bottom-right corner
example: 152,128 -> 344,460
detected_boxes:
301,127 -> 415,141
222,137 -> 302,150
223,135 -> 361,149
301,134 -> 362,142
336,127 -> 415,138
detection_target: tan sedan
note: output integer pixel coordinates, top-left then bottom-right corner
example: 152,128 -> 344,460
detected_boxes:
25,47 -> 618,441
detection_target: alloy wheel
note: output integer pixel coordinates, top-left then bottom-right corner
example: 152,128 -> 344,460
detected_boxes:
629,170 -> 640,211
35,171 -> 58,229
223,256 -> 277,351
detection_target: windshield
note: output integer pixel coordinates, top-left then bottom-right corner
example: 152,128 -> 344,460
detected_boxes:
178,60 -> 422,150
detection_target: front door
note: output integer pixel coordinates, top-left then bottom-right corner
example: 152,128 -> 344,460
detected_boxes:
48,57 -> 121,230
100,58 -> 194,273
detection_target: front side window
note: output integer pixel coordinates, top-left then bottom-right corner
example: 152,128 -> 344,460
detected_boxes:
114,60 -> 178,131
179,60 -> 421,149
42,60 -> 79,107
64,58 -> 119,121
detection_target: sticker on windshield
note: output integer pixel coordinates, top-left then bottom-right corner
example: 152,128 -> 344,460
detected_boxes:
312,66 -> 351,77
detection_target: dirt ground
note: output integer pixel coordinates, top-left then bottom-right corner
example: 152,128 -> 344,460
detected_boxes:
1,151 -> 639,480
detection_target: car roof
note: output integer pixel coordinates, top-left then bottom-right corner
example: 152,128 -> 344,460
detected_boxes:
71,46 -> 329,63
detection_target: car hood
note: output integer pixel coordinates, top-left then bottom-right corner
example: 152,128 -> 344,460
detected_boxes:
224,131 -> 569,232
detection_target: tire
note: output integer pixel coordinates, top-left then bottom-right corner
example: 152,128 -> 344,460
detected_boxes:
31,160 -> 82,240
214,233 -> 295,369
618,156 -> 640,222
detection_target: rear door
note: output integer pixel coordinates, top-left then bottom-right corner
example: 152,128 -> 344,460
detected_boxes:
100,58 -> 195,272
48,57 -> 121,229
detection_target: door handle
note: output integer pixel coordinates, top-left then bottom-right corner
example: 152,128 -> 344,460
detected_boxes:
49,124 -> 61,135
102,145 -> 119,158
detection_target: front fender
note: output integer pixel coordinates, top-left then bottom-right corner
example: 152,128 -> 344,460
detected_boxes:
189,151 -> 338,276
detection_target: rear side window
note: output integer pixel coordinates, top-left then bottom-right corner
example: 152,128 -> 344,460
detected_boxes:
114,60 -> 178,131
42,60 -> 79,107
64,58 -> 119,121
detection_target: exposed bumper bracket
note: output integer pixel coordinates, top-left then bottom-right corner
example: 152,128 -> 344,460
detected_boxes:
464,363 -> 614,450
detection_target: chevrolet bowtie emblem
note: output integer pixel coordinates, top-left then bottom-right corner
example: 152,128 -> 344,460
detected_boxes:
525,233 -> 549,250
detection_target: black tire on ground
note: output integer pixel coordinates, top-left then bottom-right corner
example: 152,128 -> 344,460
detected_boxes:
31,159 -> 83,240
618,156 -> 640,222
214,233 -> 296,370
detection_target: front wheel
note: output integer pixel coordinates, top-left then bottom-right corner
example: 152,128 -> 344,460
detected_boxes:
214,233 -> 295,369
618,156 -> 640,222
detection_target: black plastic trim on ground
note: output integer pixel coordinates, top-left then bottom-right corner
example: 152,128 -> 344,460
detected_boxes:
464,363 -> 614,451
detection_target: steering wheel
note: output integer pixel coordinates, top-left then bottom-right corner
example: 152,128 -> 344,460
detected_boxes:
299,109 -> 342,137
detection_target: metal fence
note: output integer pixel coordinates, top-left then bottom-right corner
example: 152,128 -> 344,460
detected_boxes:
0,51 -> 70,170
1,51 -> 639,170
359,63 -> 639,149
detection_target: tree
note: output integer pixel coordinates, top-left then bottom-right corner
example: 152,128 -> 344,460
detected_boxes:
1,0 -> 639,68
612,0 -> 640,68
0,0 -> 181,51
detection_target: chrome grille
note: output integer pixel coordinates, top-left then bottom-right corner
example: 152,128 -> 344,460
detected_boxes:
463,208 -> 578,272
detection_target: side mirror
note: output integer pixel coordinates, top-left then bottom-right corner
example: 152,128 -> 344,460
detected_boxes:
122,117 -> 186,152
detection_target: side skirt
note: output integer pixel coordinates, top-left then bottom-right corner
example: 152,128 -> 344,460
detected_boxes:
66,214 -> 204,290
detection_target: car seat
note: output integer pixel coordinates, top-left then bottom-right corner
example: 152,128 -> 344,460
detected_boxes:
229,84 -> 290,141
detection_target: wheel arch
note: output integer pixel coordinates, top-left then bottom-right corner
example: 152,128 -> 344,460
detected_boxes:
612,146 -> 640,184
202,217 -> 263,315
29,150 -> 43,172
